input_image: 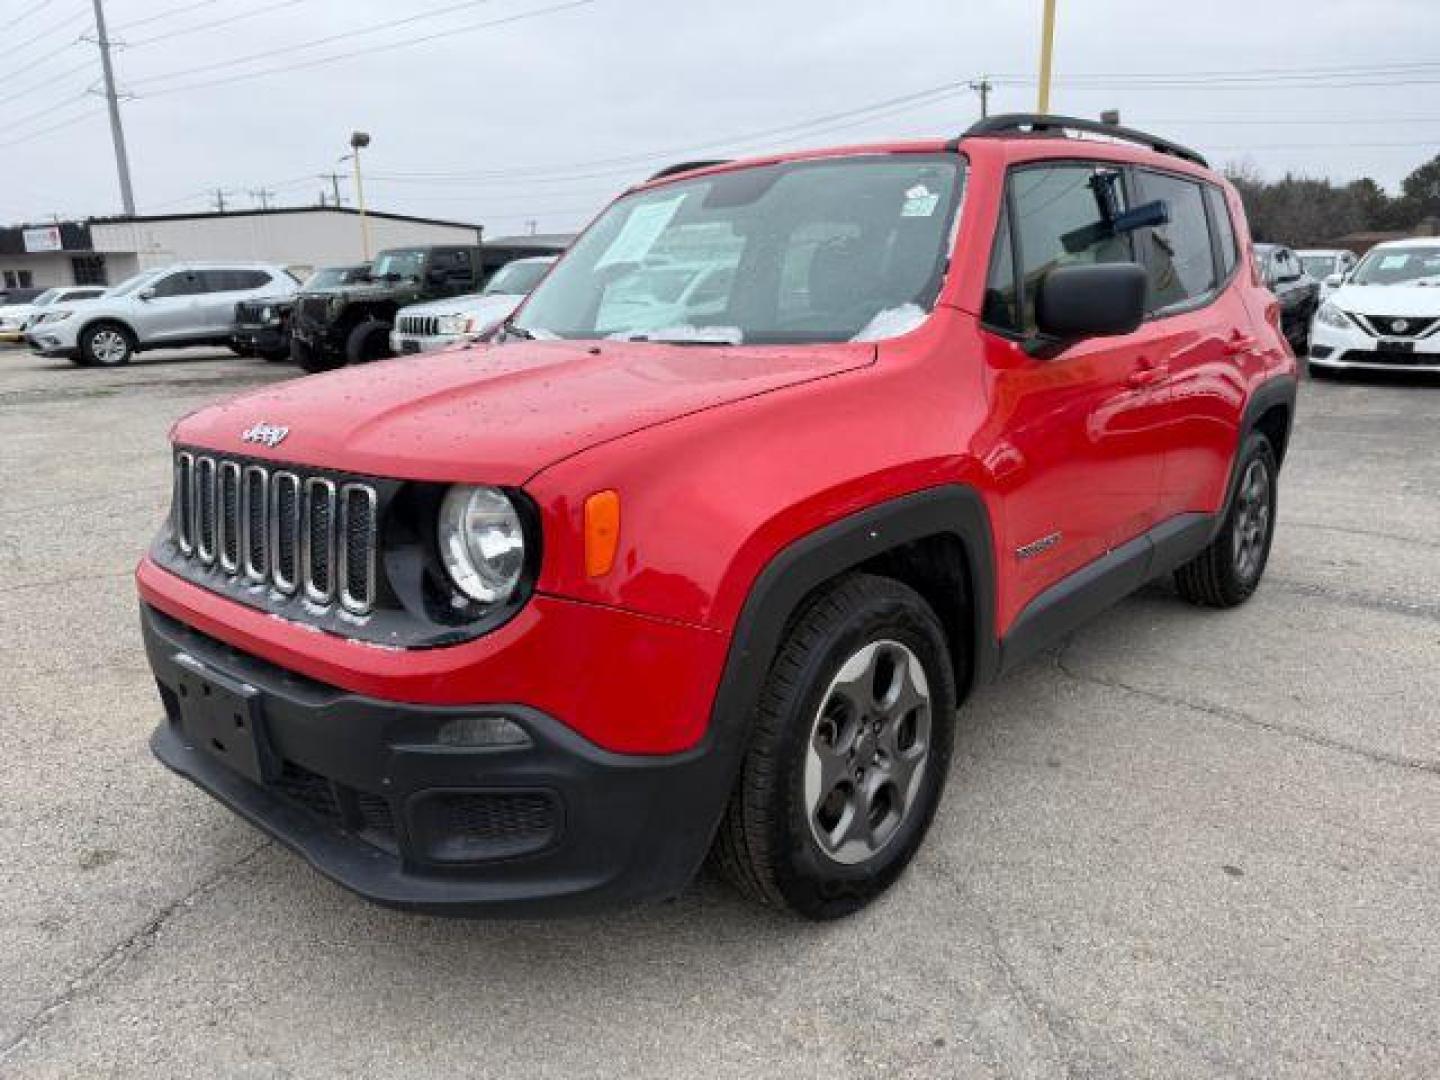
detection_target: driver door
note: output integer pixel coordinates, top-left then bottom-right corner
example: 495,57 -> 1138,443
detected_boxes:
140,270 -> 206,341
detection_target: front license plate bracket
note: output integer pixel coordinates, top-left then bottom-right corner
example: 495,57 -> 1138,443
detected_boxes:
173,653 -> 274,785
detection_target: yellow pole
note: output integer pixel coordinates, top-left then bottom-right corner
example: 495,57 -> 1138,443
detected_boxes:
352,148 -> 372,260
1037,0 -> 1057,114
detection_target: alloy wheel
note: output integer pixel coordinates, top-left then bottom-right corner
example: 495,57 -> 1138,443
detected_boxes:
804,639 -> 932,865
91,328 -> 128,364
1232,459 -> 1272,580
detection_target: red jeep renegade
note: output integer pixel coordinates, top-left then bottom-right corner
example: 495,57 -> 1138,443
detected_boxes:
140,115 -> 1297,919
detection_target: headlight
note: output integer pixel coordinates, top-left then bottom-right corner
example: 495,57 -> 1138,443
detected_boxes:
37,309 -> 73,325
260,306 -> 274,322
1315,302 -> 1350,329
435,313 -> 479,336
437,485 -> 526,604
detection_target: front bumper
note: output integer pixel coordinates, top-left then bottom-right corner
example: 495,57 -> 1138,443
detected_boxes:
232,325 -> 286,353
1309,315 -> 1440,372
389,329 -> 464,355
143,603 -> 739,916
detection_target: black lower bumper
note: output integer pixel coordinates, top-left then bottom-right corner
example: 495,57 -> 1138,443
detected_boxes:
142,605 -> 733,917
232,327 -> 286,354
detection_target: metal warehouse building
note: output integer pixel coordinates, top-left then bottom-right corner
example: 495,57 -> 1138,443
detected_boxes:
0,206 -> 485,290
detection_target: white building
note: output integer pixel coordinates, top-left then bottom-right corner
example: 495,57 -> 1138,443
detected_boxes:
0,207 -> 485,290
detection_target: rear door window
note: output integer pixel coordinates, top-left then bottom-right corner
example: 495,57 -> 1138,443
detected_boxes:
1133,170 -> 1218,313
151,271 -> 204,298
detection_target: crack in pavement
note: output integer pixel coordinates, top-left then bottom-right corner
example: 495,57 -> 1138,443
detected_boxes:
1052,643 -> 1440,779
1265,577 -> 1440,623
0,840 -> 272,1065
1286,519 -> 1440,551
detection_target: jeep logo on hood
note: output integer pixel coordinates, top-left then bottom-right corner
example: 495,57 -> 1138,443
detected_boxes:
240,422 -> 289,448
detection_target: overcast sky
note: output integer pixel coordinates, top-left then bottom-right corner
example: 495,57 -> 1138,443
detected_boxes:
4,0 -> 1438,234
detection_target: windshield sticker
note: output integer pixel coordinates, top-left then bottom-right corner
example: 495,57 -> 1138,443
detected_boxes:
901,184 -> 940,218
597,195 -> 687,269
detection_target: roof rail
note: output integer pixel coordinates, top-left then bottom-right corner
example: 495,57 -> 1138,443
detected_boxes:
960,113 -> 1208,168
648,159 -> 731,182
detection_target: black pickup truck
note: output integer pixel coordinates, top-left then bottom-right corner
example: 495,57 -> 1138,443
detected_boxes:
288,242 -> 564,373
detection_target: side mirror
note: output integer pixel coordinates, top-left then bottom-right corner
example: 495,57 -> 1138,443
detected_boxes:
1033,263 -> 1147,350
138,287 -> 156,301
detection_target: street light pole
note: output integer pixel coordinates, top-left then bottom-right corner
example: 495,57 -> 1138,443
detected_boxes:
1037,0 -> 1057,114
349,131 -> 372,260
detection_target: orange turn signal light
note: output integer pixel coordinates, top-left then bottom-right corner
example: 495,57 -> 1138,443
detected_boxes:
584,489 -> 620,578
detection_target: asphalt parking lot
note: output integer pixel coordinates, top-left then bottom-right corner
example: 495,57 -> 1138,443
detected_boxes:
1,345 -> 1437,1079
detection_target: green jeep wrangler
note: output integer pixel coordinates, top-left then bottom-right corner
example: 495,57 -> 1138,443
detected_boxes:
289,243 -> 559,373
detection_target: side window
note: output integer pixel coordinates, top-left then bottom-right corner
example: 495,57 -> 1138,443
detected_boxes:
1006,163 -> 1134,334
1204,186 -> 1238,278
151,271 -> 202,298
1132,170 -> 1217,312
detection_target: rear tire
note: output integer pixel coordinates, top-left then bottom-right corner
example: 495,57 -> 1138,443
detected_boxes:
291,337 -> 340,375
79,321 -> 134,366
1175,433 -> 1278,608
713,574 -> 957,919
345,319 -> 392,366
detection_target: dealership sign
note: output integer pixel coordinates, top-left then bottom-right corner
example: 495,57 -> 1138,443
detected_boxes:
22,226 -> 62,252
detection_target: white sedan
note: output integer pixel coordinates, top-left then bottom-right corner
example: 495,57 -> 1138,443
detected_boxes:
1309,238 -> 1440,375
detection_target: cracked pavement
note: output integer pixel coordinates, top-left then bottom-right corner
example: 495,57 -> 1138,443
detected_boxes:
1,347 -> 1437,1078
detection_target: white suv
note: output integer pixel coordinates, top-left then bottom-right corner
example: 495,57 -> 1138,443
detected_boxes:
28,262 -> 298,367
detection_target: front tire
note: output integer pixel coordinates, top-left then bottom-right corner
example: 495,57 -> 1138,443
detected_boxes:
79,322 -> 134,367
1175,433 -> 1278,608
291,337 -> 340,375
345,319 -> 392,366
714,574 -> 957,919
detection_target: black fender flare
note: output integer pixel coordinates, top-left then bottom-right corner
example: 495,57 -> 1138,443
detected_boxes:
707,484 -> 998,754
1214,372 -> 1298,537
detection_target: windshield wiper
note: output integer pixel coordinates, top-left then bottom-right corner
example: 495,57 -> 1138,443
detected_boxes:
616,330 -> 743,346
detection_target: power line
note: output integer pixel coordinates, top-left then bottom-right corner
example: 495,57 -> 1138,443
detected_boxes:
111,0 -> 222,32
126,0 -> 304,49
0,6 -> 88,60
0,56 -> 93,108
128,0 -> 505,88
6,0 -> 59,29
135,0 -> 596,99
0,105 -> 102,149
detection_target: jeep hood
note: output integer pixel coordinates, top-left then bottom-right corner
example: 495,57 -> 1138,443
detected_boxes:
173,339 -> 875,484
1330,283 -> 1440,317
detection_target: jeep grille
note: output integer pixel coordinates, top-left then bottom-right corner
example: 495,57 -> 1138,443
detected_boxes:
172,451 -> 378,614
397,314 -> 441,337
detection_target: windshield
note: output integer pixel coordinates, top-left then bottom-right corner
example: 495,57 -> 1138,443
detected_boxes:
369,249 -> 425,280
483,259 -> 552,296
303,265 -> 369,290
514,156 -> 964,345
1300,255 -> 1338,279
1350,247 -> 1440,287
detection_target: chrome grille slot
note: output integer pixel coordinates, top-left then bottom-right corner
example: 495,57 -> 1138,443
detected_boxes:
194,456 -> 217,565
270,471 -> 301,595
242,465 -> 269,581
302,478 -> 336,603
170,452 -> 379,618
174,452 -> 195,554
339,484 -> 378,614
217,461 -> 241,572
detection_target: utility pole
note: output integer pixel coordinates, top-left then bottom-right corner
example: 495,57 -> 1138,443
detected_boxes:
211,188 -> 231,213
319,172 -> 344,206
1037,0 -> 1057,114
250,188 -> 275,210
968,76 -> 992,119
90,0 -> 135,215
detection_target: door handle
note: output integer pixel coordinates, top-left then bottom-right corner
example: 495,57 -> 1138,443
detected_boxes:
1223,333 -> 1257,357
1126,358 -> 1166,389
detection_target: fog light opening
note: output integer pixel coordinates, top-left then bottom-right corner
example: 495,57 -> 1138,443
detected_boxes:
435,715 -> 531,748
